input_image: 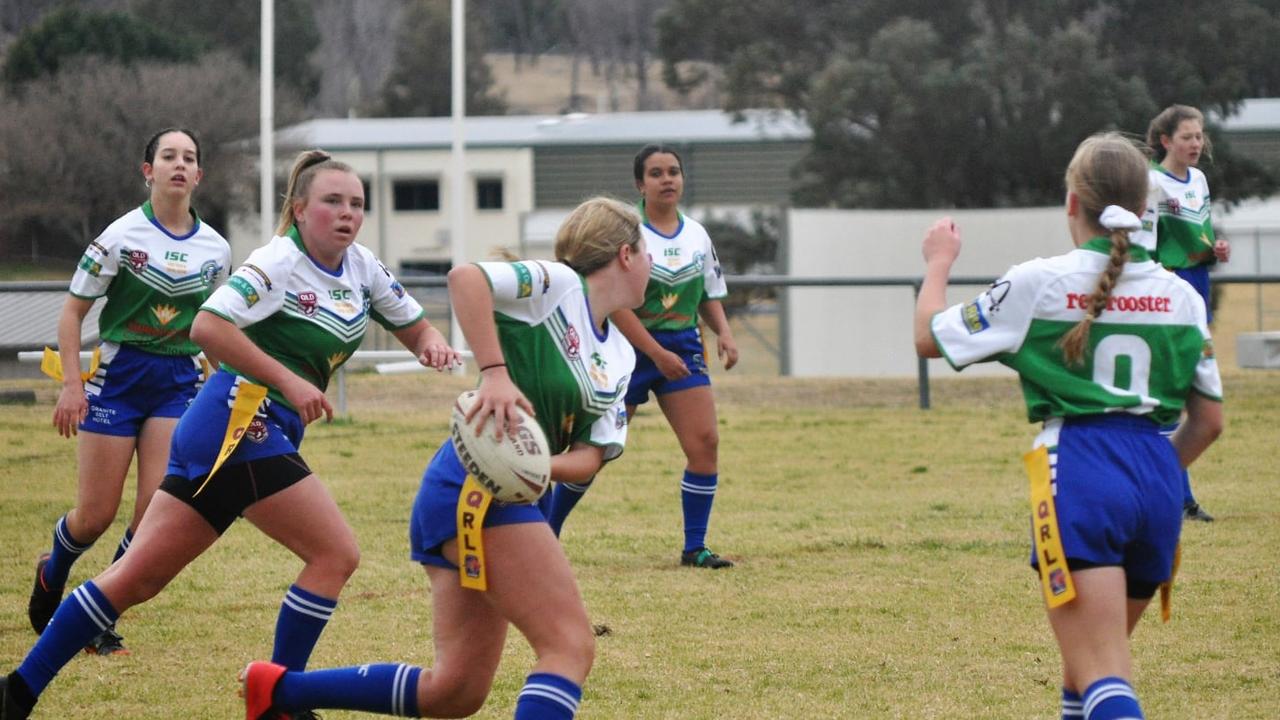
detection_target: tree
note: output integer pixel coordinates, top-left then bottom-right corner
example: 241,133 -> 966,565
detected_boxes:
2,7 -> 195,89
374,0 -> 506,117
0,53 -> 302,256
132,0 -> 322,103
657,0 -> 1280,208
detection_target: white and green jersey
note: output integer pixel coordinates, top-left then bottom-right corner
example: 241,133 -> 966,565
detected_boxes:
201,226 -> 424,407
1134,164 -> 1215,269
69,201 -> 231,356
931,238 -> 1222,426
635,207 -> 728,331
477,260 -> 634,460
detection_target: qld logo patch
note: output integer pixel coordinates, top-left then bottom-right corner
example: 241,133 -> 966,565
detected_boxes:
126,249 -> 149,272
962,300 -> 989,334
245,417 -> 269,443
297,291 -> 319,317
563,324 -> 581,359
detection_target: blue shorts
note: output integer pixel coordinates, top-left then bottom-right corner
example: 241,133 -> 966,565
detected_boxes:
1030,414 -> 1183,588
623,327 -> 711,406
1173,265 -> 1212,324
409,442 -> 551,570
166,370 -> 306,483
80,342 -> 203,437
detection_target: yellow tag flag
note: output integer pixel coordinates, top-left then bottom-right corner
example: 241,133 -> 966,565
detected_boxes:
1024,446 -> 1076,608
1159,543 -> 1181,623
456,475 -> 493,591
192,382 -> 268,497
40,346 -> 101,383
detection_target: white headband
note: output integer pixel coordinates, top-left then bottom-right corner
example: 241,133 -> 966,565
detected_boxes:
1099,205 -> 1142,231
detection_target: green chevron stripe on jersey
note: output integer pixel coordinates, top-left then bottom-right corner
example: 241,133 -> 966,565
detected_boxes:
496,314 -> 603,453
545,308 -> 629,414
282,292 -> 370,342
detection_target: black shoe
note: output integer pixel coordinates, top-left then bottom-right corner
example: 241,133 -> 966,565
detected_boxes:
681,547 -> 734,569
291,712 -> 323,720
1184,502 -> 1215,522
27,553 -> 63,635
84,625 -> 129,656
1,673 -> 34,720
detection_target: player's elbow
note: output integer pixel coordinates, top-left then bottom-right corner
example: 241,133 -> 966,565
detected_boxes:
914,330 -> 941,358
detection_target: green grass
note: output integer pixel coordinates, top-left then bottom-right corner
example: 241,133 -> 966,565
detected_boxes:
1,371 -> 1277,718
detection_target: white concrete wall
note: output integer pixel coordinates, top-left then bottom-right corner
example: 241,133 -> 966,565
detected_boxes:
228,148 -> 534,270
785,207 -> 1072,378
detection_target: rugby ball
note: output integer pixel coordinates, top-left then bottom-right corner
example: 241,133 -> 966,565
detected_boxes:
450,390 -> 551,504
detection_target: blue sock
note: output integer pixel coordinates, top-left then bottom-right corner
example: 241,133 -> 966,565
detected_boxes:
16,581 -> 119,696
271,584 -> 337,671
680,470 -> 717,553
43,515 -> 94,588
514,673 -> 581,719
547,482 -> 591,537
111,527 -> 134,564
1062,687 -> 1084,719
1083,676 -> 1143,719
274,663 -> 421,716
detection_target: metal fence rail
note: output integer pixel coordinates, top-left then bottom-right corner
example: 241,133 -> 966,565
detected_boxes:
8,274 -> 1280,412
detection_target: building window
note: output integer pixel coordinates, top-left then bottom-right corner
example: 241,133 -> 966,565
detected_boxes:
393,180 -> 439,211
361,179 -> 373,213
476,178 -> 503,210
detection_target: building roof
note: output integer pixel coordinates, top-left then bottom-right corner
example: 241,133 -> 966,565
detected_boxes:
1215,98 -> 1280,133
276,110 -> 812,151
0,290 -> 100,350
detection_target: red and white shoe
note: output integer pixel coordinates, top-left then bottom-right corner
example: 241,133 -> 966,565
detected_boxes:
239,661 -> 288,720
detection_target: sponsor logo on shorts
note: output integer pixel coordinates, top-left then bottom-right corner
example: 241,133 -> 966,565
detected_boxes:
298,291 -> 319,317
616,408 -> 627,429
962,300 -> 989,334
245,417 -> 269,443
563,324 -> 581,359
513,263 -> 533,298
229,276 -> 259,307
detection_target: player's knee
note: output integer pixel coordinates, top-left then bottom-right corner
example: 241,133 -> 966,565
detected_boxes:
541,621 -> 595,678
74,509 -> 117,541
420,667 -> 493,717
310,542 -> 361,583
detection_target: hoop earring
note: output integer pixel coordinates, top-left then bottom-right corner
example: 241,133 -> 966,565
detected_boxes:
145,179 -> 153,189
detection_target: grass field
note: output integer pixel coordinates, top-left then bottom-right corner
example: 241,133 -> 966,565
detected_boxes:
1,364 -> 1277,719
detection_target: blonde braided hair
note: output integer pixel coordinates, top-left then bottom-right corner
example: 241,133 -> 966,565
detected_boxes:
1058,134 -> 1149,366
